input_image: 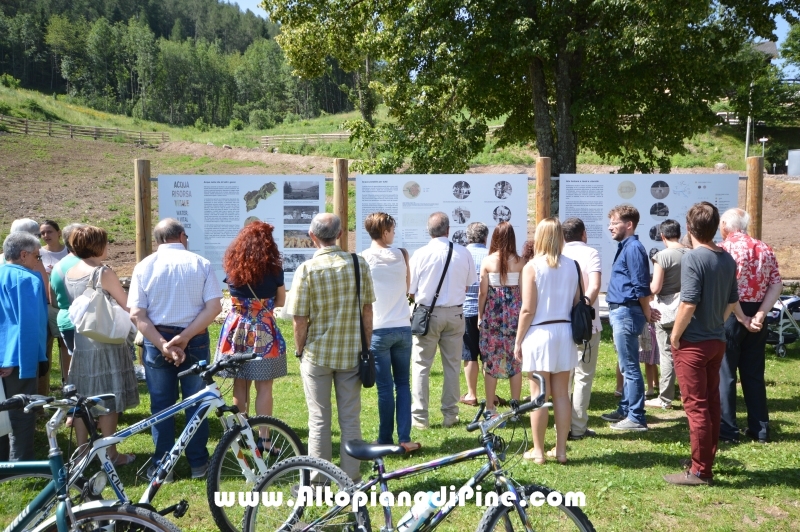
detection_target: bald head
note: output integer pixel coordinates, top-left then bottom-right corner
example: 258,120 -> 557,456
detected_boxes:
428,212 -> 449,238
154,218 -> 185,244
309,213 -> 341,245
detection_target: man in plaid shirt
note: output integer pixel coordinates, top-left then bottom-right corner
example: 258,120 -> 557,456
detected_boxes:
289,213 -> 375,481
718,208 -> 783,444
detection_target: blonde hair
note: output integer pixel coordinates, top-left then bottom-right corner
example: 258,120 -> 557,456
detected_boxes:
534,217 -> 563,268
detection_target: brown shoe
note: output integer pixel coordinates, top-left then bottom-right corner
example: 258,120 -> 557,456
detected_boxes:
663,471 -> 713,486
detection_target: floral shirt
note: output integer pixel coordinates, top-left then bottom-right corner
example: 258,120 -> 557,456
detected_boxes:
720,231 -> 781,303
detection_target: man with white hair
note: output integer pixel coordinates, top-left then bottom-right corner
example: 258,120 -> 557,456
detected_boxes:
0,232 -> 48,461
288,213 -> 375,481
718,208 -> 782,444
409,212 -> 477,429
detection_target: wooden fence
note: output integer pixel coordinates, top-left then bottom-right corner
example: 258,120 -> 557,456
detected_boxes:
260,124 -> 503,148
0,114 -> 169,145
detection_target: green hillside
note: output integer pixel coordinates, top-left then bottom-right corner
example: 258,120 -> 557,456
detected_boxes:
2,84 -> 797,170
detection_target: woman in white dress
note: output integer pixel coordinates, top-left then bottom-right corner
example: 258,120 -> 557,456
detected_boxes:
514,218 -> 580,464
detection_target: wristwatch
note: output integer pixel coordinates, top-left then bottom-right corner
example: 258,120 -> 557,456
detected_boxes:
295,350 -> 303,359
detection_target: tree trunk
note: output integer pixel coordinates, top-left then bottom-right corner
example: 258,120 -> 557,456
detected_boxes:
529,57 -> 555,165
553,39 -> 579,175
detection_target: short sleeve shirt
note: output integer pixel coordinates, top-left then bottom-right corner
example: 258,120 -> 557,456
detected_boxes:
288,246 -> 376,369
655,247 -> 687,296
720,231 -> 782,303
680,247 -> 739,343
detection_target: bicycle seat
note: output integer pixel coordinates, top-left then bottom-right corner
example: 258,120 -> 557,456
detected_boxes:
344,440 -> 405,460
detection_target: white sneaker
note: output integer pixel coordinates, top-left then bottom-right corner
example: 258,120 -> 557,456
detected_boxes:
443,416 -> 460,428
645,398 -> 672,409
412,419 -> 429,430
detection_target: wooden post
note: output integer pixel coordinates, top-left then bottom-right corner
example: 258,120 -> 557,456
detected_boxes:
134,159 -> 153,263
535,157 -> 552,224
746,156 -> 764,240
332,158 -> 349,251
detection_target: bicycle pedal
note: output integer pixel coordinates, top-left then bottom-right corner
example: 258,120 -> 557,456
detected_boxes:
174,500 -> 189,518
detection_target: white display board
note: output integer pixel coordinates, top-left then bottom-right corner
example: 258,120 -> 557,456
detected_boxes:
356,175 -> 529,255
558,174 -> 739,291
158,175 -> 325,289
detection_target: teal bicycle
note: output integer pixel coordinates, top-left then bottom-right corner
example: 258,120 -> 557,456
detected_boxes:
0,393 -> 179,532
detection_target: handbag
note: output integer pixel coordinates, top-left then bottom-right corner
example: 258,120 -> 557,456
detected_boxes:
68,266 -> 132,345
410,243 -> 453,336
570,261 -> 595,361
352,254 -> 375,388
654,292 -> 680,328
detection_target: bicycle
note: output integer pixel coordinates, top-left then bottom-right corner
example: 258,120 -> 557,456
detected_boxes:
242,374 -> 595,532
0,393 -> 179,532
2,353 -> 303,532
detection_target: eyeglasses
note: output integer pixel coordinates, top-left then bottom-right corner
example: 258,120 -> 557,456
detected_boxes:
36,254 -> 42,261
35,233 -> 41,237
608,220 -> 625,227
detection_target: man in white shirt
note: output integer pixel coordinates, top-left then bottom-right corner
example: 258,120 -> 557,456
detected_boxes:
409,212 -> 477,428
129,218 -> 222,481
561,218 -> 602,440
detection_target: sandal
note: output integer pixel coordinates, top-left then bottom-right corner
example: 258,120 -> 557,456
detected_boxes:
110,453 -> 136,466
459,394 -> 479,407
257,437 -> 281,457
523,449 -> 546,464
399,442 -> 422,453
493,396 -> 510,407
545,448 -> 568,464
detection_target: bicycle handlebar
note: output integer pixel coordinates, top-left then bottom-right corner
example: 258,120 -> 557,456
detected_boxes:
177,353 -> 257,379
0,394 -> 54,413
465,374 -> 548,433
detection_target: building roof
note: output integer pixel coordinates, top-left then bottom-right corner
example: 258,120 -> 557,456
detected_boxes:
754,41 -> 779,59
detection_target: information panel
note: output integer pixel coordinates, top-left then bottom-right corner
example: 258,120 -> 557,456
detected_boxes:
356,175 -> 529,255
558,174 -> 739,291
158,175 -> 325,289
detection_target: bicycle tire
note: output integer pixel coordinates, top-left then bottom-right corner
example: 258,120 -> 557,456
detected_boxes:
207,415 -> 305,532
0,472 -> 83,531
242,455 -> 371,532
476,484 -> 595,532
37,503 -> 181,532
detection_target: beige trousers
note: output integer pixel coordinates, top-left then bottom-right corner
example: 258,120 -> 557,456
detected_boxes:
569,331 -> 602,435
300,359 -> 363,481
411,306 -> 465,425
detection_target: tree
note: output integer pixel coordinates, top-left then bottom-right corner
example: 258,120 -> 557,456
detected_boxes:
783,23 -> 800,70
266,0 -> 795,174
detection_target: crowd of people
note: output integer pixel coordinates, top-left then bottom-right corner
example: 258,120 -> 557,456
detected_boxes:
0,200 -> 783,489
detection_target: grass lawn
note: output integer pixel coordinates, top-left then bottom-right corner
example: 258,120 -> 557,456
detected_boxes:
2,321 -> 799,531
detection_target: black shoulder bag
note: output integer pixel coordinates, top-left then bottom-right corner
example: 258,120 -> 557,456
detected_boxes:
410,243 -> 453,336
570,260 -> 595,362
352,254 -> 375,388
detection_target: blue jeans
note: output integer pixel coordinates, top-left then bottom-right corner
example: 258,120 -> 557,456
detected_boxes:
143,327 -> 210,468
372,327 -> 413,444
609,305 -> 647,425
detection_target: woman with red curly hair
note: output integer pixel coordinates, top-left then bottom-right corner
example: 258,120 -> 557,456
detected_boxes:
215,222 -> 287,451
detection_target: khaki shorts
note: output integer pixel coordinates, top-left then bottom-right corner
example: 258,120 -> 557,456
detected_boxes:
47,306 -> 60,337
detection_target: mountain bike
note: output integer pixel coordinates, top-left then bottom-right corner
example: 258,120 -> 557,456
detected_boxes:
2,353 -> 303,532
0,394 -> 179,532
242,374 -> 595,532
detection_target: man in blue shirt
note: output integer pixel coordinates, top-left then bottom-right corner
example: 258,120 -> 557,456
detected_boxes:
461,222 -> 488,406
601,205 -> 659,431
0,232 -> 48,461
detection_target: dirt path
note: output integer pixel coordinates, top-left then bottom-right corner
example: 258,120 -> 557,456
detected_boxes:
2,134 -> 798,278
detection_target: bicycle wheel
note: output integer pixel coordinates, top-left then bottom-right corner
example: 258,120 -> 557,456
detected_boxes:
476,484 -> 595,532
208,415 -> 305,532
242,456 -> 371,532
37,503 -> 181,532
0,473 -> 83,531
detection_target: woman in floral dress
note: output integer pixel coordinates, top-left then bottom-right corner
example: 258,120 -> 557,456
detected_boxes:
215,222 -> 286,453
478,222 -> 524,418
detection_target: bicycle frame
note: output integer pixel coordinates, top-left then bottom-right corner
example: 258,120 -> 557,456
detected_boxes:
66,379 -> 267,508
1,409 -> 72,532
300,435 -> 533,532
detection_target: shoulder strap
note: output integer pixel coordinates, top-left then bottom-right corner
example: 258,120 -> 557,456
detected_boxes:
428,243 -> 453,312
399,247 -> 410,289
352,254 -> 368,353
246,283 -> 259,299
574,260 -> 585,299
90,266 -> 105,290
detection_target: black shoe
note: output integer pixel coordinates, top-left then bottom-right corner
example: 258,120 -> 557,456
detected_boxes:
742,428 -> 769,444
568,429 -> 597,441
601,410 -> 625,422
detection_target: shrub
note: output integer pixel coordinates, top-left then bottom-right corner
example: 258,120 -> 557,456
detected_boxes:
285,112 -> 300,124
195,117 -> 209,132
229,118 -> 245,131
0,74 -> 20,89
249,109 -> 275,130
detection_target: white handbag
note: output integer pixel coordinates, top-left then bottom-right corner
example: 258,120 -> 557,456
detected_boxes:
68,267 -> 132,344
